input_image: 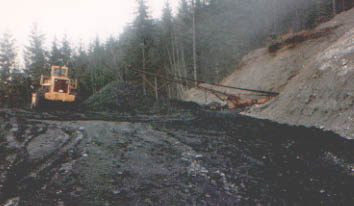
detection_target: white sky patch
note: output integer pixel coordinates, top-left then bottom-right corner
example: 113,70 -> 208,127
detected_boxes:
0,0 -> 179,64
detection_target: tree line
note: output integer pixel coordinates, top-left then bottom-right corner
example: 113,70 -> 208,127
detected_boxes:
0,0 -> 353,108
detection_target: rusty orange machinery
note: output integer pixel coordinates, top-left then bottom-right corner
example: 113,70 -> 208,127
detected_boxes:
31,65 -> 77,109
226,95 -> 276,109
197,85 -> 278,110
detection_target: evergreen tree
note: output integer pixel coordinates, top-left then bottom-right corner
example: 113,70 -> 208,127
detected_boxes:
60,35 -> 72,66
7,67 -> 31,107
49,37 -> 62,66
134,0 -> 153,42
0,32 -> 16,85
175,0 -> 193,73
86,37 -> 113,94
0,31 -> 17,105
71,43 -> 91,99
105,36 -> 122,81
162,1 -> 173,40
49,35 -> 72,67
24,24 -> 49,88
160,1 -> 174,70
157,1 -> 176,97
131,0 -> 155,95
133,0 -> 155,68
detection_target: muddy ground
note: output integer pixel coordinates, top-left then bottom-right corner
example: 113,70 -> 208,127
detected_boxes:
1,107 -> 354,206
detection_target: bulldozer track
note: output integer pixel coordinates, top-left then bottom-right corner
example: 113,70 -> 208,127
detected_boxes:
0,117 -> 86,204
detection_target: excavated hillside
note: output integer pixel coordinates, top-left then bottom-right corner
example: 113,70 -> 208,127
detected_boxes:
185,8 -> 354,139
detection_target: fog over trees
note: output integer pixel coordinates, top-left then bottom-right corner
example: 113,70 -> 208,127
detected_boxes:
0,0 -> 353,107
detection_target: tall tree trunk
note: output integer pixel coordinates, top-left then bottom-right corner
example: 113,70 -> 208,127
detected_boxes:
166,46 -> 176,98
168,85 -> 171,99
142,45 -> 146,96
192,0 -> 198,87
154,76 -> 158,101
91,69 -> 96,94
113,53 -> 122,81
171,33 -> 179,96
333,0 -> 337,16
181,44 -> 188,88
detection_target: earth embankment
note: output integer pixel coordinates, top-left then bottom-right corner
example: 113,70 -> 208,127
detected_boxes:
184,8 -> 354,139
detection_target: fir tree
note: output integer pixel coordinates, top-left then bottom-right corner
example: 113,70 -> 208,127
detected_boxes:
0,32 -> 16,85
24,24 -> 49,88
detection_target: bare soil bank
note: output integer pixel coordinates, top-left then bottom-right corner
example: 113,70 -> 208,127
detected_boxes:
185,8 -> 354,139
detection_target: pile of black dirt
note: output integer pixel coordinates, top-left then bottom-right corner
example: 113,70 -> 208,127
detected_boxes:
83,81 -> 202,114
83,81 -> 157,113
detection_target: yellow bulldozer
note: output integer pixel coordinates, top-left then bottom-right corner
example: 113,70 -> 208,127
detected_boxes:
31,65 -> 77,109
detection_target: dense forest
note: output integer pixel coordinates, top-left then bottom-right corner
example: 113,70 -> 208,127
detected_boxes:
0,0 -> 353,107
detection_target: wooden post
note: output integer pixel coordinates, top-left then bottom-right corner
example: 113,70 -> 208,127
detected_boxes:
154,76 -> 158,101
333,0 -> 336,16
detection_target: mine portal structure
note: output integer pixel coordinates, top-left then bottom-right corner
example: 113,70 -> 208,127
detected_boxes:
31,65 -> 77,109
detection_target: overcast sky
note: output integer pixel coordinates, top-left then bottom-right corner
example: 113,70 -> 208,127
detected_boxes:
0,0 -> 179,52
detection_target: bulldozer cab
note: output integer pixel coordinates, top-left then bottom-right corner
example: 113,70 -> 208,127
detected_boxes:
52,66 -> 68,77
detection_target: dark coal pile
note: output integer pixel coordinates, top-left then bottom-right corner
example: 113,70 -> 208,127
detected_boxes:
1,109 -> 354,206
83,81 -> 156,113
83,81 -> 201,115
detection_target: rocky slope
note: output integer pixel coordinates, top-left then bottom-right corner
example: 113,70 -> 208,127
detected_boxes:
184,8 -> 354,139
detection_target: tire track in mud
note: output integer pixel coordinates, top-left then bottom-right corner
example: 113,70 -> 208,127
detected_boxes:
0,114 -> 86,205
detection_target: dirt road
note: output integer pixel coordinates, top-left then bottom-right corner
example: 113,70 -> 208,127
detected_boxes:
1,109 -> 354,205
